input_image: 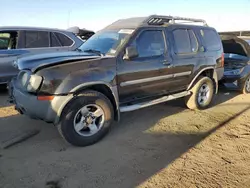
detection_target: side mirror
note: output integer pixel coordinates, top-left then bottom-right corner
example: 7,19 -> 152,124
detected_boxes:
123,46 -> 138,60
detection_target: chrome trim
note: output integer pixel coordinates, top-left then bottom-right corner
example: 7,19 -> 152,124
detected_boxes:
120,91 -> 191,112
174,71 -> 192,77
120,71 -> 192,87
120,74 -> 173,87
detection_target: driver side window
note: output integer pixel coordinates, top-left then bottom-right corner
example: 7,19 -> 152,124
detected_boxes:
131,30 -> 166,58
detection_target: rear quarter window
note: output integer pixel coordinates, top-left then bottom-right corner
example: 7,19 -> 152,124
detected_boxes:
55,33 -> 73,47
200,29 -> 221,51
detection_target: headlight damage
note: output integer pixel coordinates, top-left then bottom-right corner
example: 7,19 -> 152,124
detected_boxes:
18,70 -> 43,92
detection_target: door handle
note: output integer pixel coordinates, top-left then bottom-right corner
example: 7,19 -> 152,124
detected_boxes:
162,60 -> 173,68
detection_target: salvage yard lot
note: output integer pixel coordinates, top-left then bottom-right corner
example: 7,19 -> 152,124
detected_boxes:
0,88 -> 250,188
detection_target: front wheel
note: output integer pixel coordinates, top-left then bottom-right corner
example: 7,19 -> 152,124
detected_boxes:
185,76 -> 214,110
58,90 -> 114,147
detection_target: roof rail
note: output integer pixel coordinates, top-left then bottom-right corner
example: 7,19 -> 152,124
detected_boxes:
146,15 -> 208,26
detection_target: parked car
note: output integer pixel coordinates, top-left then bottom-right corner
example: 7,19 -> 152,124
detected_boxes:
219,35 -> 250,93
9,15 -> 224,146
0,26 -> 94,84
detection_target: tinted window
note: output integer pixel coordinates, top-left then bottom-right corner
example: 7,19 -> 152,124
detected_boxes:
25,31 -> 49,48
173,29 -> 198,54
188,30 -> 198,52
133,30 -> 165,58
55,33 -> 73,46
201,29 -> 221,51
51,32 -> 61,47
0,33 -> 10,50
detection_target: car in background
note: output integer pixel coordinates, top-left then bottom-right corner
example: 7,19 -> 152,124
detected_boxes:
219,30 -> 250,44
219,34 -> 250,93
0,26 -> 94,85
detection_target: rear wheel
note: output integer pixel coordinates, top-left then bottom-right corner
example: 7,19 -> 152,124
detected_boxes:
185,76 -> 214,110
58,90 -> 114,147
241,75 -> 250,94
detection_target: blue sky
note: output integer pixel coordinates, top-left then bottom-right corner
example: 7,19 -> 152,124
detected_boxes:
1,0 -> 250,32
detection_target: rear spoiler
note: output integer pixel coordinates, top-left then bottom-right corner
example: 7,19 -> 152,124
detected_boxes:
67,26 -> 95,41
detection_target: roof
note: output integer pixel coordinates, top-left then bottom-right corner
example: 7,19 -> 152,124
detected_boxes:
102,15 -> 208,30
0,26 -> 95,38
0,26 -> 73,33
103,17 -> 147,30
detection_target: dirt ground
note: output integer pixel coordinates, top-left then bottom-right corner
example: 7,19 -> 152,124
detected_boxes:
0,88 -> 250,188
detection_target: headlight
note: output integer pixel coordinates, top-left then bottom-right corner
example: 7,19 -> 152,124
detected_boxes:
224,68 -> 244,76
18,70 -> 43,92
26,75 -> 43,92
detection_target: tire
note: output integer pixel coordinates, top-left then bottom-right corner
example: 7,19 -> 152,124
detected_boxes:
58,90 -> 114,147
185,76 -> 214,110
240,75 -> 250,94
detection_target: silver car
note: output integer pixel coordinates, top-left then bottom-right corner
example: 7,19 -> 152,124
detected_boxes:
0,26 -> 94,84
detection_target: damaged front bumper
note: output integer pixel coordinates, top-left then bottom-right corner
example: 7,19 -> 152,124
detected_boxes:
8,79 -> 73,124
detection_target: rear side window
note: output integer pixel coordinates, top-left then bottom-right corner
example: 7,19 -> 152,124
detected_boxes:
173,29 -> 198,54
50,32 -> 62,47
25,31 -> 49,48
55,33 -> 73,46
0,33 -> 10,50
200,29 -> 221,51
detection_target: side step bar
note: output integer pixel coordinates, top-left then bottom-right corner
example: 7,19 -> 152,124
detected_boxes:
120,91 -> 191,112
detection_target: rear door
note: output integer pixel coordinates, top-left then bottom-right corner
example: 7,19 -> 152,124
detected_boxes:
167,27 -> 205,90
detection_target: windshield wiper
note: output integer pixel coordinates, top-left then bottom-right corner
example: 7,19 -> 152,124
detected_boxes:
83,49 -> 104,56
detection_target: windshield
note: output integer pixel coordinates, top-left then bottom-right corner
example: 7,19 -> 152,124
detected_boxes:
245,39 -> 250,45
78,30 -> 133,55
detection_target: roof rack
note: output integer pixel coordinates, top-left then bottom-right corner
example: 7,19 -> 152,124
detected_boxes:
146,15 -> 208,26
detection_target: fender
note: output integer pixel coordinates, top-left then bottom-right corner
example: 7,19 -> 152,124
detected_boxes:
70,81 -> 119,110
187,67 -> 218,94
54,81 -> 120,124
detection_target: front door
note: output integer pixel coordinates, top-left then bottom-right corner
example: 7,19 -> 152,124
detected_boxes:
117,29 -> 176,104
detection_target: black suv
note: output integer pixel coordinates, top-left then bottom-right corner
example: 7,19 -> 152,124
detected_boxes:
9,15 -> 224,146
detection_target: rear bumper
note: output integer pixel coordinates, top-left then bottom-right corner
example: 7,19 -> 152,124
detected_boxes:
9,79 -> 73,124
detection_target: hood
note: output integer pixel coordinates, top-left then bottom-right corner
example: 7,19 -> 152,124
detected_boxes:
220,35 -> 250,57
15,51 -> 100,72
